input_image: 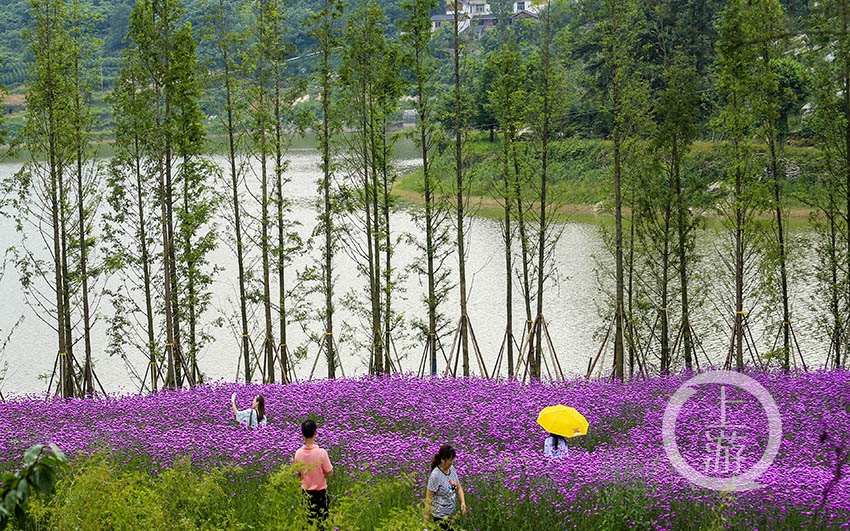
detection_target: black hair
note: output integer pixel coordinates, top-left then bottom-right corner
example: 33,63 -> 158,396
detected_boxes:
549,433 -> 565,450
248,395 -> 266,429
430,444 -> 456,470
301,419 -> 317,438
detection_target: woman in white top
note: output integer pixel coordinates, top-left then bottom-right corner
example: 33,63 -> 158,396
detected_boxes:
231,393 -> 267,429
543,432 -> 568,458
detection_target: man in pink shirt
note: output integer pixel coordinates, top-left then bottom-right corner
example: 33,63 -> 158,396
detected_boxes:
294,419 -> 333,523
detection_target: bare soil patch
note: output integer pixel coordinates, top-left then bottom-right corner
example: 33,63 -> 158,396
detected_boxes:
3,93 -> 25,105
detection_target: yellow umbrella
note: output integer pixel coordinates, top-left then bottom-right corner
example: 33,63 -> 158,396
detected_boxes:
536,405 -> 589,438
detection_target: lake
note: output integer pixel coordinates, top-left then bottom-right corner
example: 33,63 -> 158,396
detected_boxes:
0,149 -> 831,395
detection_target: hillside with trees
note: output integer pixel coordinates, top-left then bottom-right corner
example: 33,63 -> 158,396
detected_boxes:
0,0 -> 409,87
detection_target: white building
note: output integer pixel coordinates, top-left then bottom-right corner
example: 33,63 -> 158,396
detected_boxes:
432,1 -> 542,33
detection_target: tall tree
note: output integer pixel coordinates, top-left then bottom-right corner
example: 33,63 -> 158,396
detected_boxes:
310,0 -> 344,378
806,0 -> 850,369
209,0 -> 254,382
644,0 -> 717,372
401,0 -> 452,376
67,0 -> 102,394
580,0 -> 650,380
376,38 -> 404,375
450,0 -> 472,376
528,0 -> 566,379
747,1 -> 794,372
486,0 -> 528,378
8,0 -> 78,397
338,0 -> 402,375
271,0 -> 305,383
171,22 -> 218,385
249,0 -> 278,383
715,0 -> 773,371
124,0 -> 196,388
648,52 -> 701,374
104,45 -> 163,393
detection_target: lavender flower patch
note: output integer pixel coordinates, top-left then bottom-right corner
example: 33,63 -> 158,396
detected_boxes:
0,370 -> 847,527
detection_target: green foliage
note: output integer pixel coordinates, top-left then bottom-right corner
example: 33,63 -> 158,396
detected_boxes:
0,66 -> 6,149
260,465 -> 311,530
5,451 -> 842,531
22,455 -> 244,531
20,459 -> 426,531
375,506 -> 428,530
46,457 -> 167,531
325,471 -> 419,530
156,458 -> 237,531
397,136 -> 828,213
0,444 -> 67,530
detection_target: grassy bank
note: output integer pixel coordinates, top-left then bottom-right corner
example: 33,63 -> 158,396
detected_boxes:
393,138 -> 824,227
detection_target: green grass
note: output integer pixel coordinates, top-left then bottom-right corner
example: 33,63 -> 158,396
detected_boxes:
9,453 -> 842,531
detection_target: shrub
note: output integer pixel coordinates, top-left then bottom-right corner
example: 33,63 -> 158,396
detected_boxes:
156,458 -> 240,530
48,457 -> 166,531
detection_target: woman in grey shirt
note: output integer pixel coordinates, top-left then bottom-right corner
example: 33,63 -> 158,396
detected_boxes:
424,444 -> 467,528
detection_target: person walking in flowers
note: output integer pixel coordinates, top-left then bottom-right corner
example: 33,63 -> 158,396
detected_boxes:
230,392 -> 267,429
424,444 -> 467,529
294,419 -> 334,524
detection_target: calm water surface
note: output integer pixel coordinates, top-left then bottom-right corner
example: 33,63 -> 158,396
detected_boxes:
0,150 -> 830,395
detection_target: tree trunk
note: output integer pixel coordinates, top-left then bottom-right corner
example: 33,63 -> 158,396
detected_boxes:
452,2 -> 470,376
159,151 -> 177,388
134,148 -> 158,392
610,0 -> 625,381
843,9 -> 850,369
613,128 -> 626,381
673,137 -> 694,371
50,146 -> 71,397
420,86 -> 437,376
76,143 -> 94,394
319,0 -> 337,378
275,66 -> 289,383
257,17 -> 275,383
218,0 -> 251,383
660,208 -> 671,374
535,0 -> 552,380
768,135 -> 790,371
503,179 -> 513,378
734,140 -> 745,371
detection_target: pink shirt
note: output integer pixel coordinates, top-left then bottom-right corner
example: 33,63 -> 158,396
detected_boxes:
294,444 -> 333,491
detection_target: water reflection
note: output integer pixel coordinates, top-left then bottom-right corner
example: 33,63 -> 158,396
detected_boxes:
0,151 -> 829,395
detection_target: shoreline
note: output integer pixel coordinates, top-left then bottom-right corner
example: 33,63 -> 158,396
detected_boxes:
392,186 -> 818,226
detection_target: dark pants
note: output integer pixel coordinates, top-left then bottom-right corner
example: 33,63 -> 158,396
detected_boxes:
434,516 -> 454,530
304,488 -> 329,522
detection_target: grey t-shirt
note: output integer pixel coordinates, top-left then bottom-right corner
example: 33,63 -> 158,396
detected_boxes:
427,465 -> 460,519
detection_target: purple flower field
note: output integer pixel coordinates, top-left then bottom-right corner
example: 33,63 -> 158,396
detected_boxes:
1,370 -> 848,528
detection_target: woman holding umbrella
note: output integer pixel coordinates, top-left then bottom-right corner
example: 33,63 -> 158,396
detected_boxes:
537,405 -> 588,458
424,444 -> 467,529
544,432 -> 569,458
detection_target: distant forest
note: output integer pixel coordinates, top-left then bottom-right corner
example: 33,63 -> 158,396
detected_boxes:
0,0 -> 820,139
0,0 -> 410,88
